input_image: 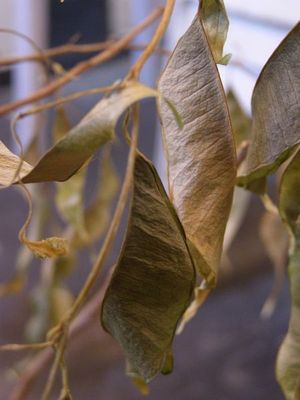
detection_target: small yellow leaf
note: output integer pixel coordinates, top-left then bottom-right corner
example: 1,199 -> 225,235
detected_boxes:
0,274 -> 24,297
21,236 -> 68,259
50,287 -> 74,324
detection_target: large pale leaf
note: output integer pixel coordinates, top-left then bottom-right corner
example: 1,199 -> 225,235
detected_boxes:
200,0 -> 230,64
237,23 -> 300,189
158,13 -> 236,284
276,150 -> 300,400
0,82 -> 156,185
101,153 -> 195,383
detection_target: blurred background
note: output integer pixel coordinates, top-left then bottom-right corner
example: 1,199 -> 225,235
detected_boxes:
0,1 -> 299,399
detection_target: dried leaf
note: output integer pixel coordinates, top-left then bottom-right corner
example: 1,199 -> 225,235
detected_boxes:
237,23 -> 300,190
0,141 -> 32,186
0,83 -> 156,186
200,0 -> 230,64
158,13 -> 236,285
23,82 -> 156,183
276,150 -> 300,399
21,236 -> 68,259
126,362 -> 150,396
101,154 -> 195,383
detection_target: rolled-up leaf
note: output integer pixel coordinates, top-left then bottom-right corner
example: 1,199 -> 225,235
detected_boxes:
158,11 -> 236,285
0,82 -> 156,185
101,153 -> 195,383
237,23 -> 300,190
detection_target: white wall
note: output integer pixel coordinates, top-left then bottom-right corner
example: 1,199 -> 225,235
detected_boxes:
0,0 -> 15,55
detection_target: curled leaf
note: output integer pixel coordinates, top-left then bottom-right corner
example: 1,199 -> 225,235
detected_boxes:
101,153 -> 195,383
0,82 -> 157,186
23,82 -> 156,183
200,0 -> 230,64
0,141 -> 32,186
21,236 -> 68,259
237,23 -> 300,190
126,362 -> 150,396
158,12 -> 236,285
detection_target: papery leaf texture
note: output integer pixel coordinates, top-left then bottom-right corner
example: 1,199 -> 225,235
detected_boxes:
101,153 -> 195,383
158,11 -> 236,284
237,23 -> 300,189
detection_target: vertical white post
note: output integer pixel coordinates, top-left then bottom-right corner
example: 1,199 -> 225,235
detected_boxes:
12,0 -> 49,147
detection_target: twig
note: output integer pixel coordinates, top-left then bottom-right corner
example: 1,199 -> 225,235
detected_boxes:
41,336 -> 67,400
0,28 -> 50,69
0,342 -> 52,352
12,104 -> 140,399
0,41 -> 170,67
11,279 -> 109,400
128,0 -> 175,79
17,83 -> 124,119
59,355 -> 72,400
0,7 -> 163,116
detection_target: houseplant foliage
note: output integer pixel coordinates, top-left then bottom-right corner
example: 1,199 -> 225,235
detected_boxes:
0,0 -> 299,398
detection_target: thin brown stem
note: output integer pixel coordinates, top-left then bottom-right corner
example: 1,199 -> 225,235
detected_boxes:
0,41 -> 170,67
59,355 -> 72,400
0,7 -> 163,117
0,28 -> 50,69
0,342 -> 52,352
11,277 -> 110,400
41,336 -> 67,400
18,83 -> 124,119
128,0 -> 175,79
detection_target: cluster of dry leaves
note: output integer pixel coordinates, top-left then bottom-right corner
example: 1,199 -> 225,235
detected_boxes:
0,1 -> 299,399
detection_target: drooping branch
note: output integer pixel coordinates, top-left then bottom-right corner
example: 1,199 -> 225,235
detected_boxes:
0,6 -> 163,117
